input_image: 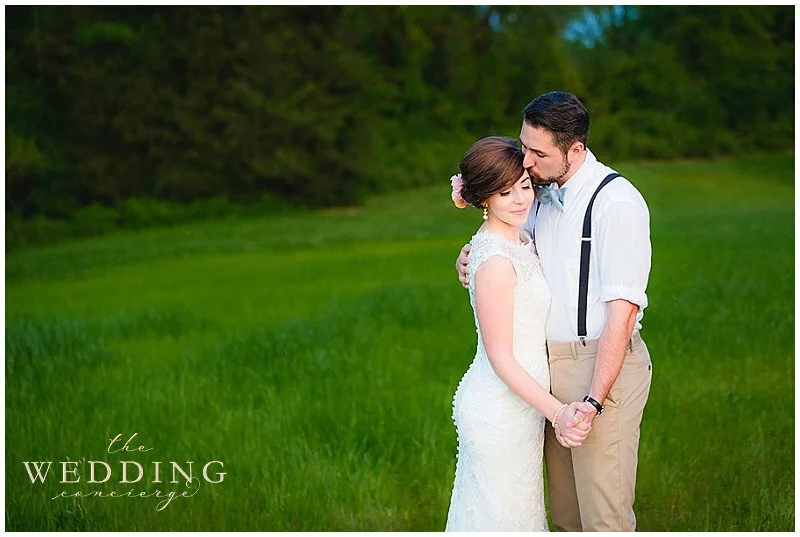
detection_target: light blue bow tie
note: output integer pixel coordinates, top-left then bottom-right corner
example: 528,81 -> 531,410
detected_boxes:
534,184 -> 566,211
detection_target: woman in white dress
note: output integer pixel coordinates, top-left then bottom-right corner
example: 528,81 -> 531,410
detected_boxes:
445,136 -> 591,531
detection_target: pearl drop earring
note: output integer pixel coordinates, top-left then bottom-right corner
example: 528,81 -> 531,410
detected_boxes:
482,207 -> 488,221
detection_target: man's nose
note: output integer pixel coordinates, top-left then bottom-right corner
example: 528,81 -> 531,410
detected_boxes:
523,150 -> 535,169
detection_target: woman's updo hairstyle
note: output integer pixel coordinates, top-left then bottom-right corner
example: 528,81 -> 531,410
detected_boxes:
458,136 -> 525,208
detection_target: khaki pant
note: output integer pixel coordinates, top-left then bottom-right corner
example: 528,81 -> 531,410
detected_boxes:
544,331 -> 652,532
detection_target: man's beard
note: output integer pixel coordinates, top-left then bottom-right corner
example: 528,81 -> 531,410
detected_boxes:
528,154 -> 571,186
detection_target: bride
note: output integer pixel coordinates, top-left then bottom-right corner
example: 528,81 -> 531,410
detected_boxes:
445,136 -> 590,531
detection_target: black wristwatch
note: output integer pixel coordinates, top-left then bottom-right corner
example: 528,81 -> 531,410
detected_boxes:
583,395 -> 604,416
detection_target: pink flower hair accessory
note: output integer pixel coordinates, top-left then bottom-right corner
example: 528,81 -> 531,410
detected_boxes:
450,173 -> 469,208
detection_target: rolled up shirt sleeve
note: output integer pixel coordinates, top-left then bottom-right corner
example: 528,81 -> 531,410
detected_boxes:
595,199 -> 651,310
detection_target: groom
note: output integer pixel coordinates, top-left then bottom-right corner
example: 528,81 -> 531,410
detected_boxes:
456,91 -> 652,531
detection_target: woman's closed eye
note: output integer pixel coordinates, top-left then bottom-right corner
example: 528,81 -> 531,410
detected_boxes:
501,187 -> 531,196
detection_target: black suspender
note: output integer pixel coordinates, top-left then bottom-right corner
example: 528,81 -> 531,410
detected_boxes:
578,172 -> 621,344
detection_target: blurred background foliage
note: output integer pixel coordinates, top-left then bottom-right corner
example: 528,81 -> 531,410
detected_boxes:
5,6 -> 794,249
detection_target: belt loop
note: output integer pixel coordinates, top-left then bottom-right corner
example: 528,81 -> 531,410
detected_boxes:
570,342 -> 578,360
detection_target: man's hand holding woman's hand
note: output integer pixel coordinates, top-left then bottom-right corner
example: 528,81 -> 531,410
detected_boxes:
555,401 -> 595,448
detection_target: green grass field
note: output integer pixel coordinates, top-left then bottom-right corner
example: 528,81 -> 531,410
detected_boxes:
5,154 -> 794,531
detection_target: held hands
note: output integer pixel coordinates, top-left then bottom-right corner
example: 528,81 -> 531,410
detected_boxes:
456,244 -> 471,288
554,402 -> 596,448
570,400 -> 598,427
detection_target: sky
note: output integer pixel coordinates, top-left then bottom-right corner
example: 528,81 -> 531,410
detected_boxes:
563,6 -> 638,47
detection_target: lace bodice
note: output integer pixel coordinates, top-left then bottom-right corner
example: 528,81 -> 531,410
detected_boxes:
467,230 -> 551,383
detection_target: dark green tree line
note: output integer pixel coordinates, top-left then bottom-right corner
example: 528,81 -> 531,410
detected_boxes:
5,5 -> 794,227
568,6 -> 794,158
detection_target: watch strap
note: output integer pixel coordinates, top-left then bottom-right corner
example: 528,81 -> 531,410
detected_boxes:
583,395 -> 604,415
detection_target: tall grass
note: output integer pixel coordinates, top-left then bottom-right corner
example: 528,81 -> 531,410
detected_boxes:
5,154 -> 794,531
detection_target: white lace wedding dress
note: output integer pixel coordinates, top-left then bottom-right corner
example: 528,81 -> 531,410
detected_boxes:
445,230 -> 552,532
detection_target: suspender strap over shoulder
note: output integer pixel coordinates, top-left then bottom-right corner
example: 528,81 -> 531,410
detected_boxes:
577,172 -> 621,344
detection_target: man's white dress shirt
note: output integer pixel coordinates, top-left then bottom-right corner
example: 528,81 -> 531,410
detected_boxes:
523,149 -> 651,342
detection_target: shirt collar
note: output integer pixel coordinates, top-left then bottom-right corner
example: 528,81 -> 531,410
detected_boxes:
559,148 -> 598,204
